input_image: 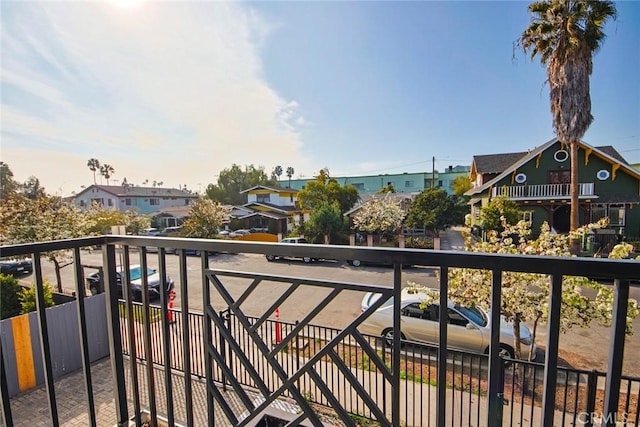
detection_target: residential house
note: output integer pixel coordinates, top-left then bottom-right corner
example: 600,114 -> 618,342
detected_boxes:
466,138 -> 640,251
74,184 -> 197,215
236,185 -> 309,235
287,166 -> 470,196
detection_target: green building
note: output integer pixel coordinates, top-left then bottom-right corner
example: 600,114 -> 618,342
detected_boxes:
287,165 -> 470,196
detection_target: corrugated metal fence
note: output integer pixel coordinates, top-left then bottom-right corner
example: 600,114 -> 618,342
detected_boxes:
0,294 -> 109,397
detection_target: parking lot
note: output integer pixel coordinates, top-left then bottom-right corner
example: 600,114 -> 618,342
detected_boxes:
13,248 -> 640,377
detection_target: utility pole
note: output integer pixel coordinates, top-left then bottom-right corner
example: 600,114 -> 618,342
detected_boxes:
432,156 -> 436,188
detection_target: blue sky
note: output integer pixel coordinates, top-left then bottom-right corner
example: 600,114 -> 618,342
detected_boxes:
1,1 -> 638,195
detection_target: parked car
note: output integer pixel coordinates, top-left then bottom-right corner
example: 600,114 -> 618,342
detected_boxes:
265,237 -> 317,263
141,228 -> 160,236
86,264 -> 174,301
0,258 -> 33,276
358,288 -> 535,359
230,229 -> 252,237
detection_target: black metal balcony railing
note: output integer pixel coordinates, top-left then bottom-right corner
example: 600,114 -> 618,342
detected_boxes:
1,235 -> 639,427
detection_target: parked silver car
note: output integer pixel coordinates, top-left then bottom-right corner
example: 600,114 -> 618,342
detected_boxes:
358,288 -> 535,359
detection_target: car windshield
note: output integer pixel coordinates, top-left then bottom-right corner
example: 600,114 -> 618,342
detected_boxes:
128,266 -> 155,281
456,305 -> 487,327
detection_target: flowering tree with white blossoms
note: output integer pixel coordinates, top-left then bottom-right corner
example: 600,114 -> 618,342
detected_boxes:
409,218 -> 639,362
0,195 -> 95,292
351,195 -> 406,245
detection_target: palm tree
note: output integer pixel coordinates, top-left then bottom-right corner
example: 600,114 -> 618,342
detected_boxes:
100,164 -> 115,185
519,0 -> 616,236
274,165 -> 283,182
286,166 -> 295,189
87,158 -> 100,184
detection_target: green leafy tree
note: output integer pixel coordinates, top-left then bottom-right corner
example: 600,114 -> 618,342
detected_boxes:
206,164 -> 278,205
306,202 -> 345,244
405,188 -> 456,237
0,162 -> 19,200
20,176 -> 47,199
1,274 -> 22,319
85,203 -> 150,235
126,211 -> 151,235
0,195 -> 94,292
19,279 -> 55,314
182,198 -> 228,239
409,220 -> 639,362
519,0 -> 616,233
377,183 -> 396,194
480,194 -> 522,233
85,203 -> 128,234
297,169 -> 359,215
87,158 -> 101,185
452,176 -> 472,196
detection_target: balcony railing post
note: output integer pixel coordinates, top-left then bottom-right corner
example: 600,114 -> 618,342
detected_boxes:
487,269 -> 503,427
603,279 -> 630,427
102,243 -> 128,426
542,274 -> 563,426
392,264 -> 402,427
584,370 -> 599,427
437,265 -> 449,426
1,340 -> 14,427
219,309 -> 228,391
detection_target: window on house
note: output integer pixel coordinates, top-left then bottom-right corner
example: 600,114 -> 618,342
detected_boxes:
125,199 -> 131,206
108,199 -> 113,207
609,205 -> 625,226
591,205 -> 607,223
79,200 -> 85,207
184,199 -> 190,205
91,198 -> 103,206
150,198 -> 160,206
523,211 -> 533,223
548,170 -> 571,184
438,180 -> 443,187
405,180 -> 414,188
257,194 -> 271,203
473,205 -> 480,219
590,204 -> 625,226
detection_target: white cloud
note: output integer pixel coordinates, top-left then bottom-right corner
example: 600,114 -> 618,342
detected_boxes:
1,2 -> 312,195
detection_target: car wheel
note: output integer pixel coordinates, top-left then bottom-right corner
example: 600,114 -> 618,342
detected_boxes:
382,328 -> 405,347
351,260 -> 362,267
266,254 -> 275,262
499,344 -> 515,360
303,257 -> 311,263
487,344 -> 515,360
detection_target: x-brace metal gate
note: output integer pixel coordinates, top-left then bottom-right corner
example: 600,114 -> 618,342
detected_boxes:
202,269 -> 397,426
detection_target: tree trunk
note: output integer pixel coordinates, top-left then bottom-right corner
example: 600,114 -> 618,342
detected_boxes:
53,259 -> 63,293
323,234 -> 329,244
569,142 -> 581,254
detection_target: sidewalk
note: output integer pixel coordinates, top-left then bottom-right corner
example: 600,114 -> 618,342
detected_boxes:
440,226 -> 466,251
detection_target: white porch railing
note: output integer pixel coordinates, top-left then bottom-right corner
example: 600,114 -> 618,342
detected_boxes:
492,182 -> 595,199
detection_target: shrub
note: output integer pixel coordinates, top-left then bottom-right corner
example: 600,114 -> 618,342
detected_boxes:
0,274 -> 22,319
19,279 -> 55,314
405,236 -> 433,249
